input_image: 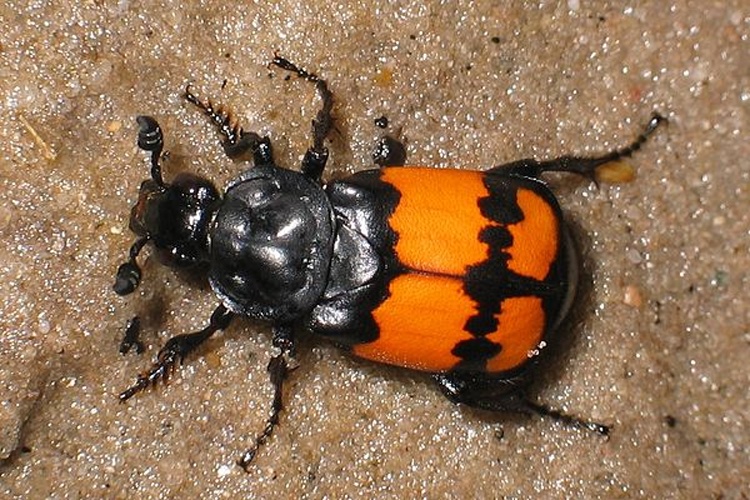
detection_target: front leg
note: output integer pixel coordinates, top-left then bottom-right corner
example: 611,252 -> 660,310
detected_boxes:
237,323 -> 296,471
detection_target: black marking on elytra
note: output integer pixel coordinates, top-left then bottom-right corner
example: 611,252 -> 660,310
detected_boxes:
477,178 -> 525,225
451,336 -> 503,372
457,175 -> 566,371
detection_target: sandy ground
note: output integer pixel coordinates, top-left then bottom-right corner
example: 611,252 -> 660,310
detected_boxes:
1,1 -> 748,498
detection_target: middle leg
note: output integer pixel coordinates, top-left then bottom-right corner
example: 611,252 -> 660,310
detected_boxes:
119,304 -> 234,401
184,85 -> 274,166
271,55 -> 333,181
493,113 -> 666,182
237,323 -> 297,471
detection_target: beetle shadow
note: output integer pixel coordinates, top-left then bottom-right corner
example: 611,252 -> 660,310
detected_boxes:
462,215 -> 600,430
524,216 -> 598,401
125,260 -> 213,347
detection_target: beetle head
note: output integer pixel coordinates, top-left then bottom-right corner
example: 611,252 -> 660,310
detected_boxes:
129,172 -> 220,268
113,115 -> 222,296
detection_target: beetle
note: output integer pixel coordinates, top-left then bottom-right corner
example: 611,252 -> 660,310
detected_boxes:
113,56 -> 665,470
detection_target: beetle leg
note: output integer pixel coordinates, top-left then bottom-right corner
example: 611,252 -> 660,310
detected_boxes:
433,372 -> 609,435
372,134 -> 407,167
271,55 -> 333,182
495,113 -> 666,182
184,85 -> 274,165
119,316 -> 145,355
119,304 -> 234,401
519,398 -> 610,435
238,323 -> 296,471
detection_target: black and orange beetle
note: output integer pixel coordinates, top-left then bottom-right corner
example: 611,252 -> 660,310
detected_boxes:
113,56 -> 665,469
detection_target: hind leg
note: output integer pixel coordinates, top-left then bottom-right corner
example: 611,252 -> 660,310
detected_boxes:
434,371 -> 609,435
494,113 -> 666,182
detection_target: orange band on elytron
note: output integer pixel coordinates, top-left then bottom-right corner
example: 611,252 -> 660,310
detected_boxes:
506,188 -> 559,281
356,273 -> 475,372
381,167 -> 491,276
